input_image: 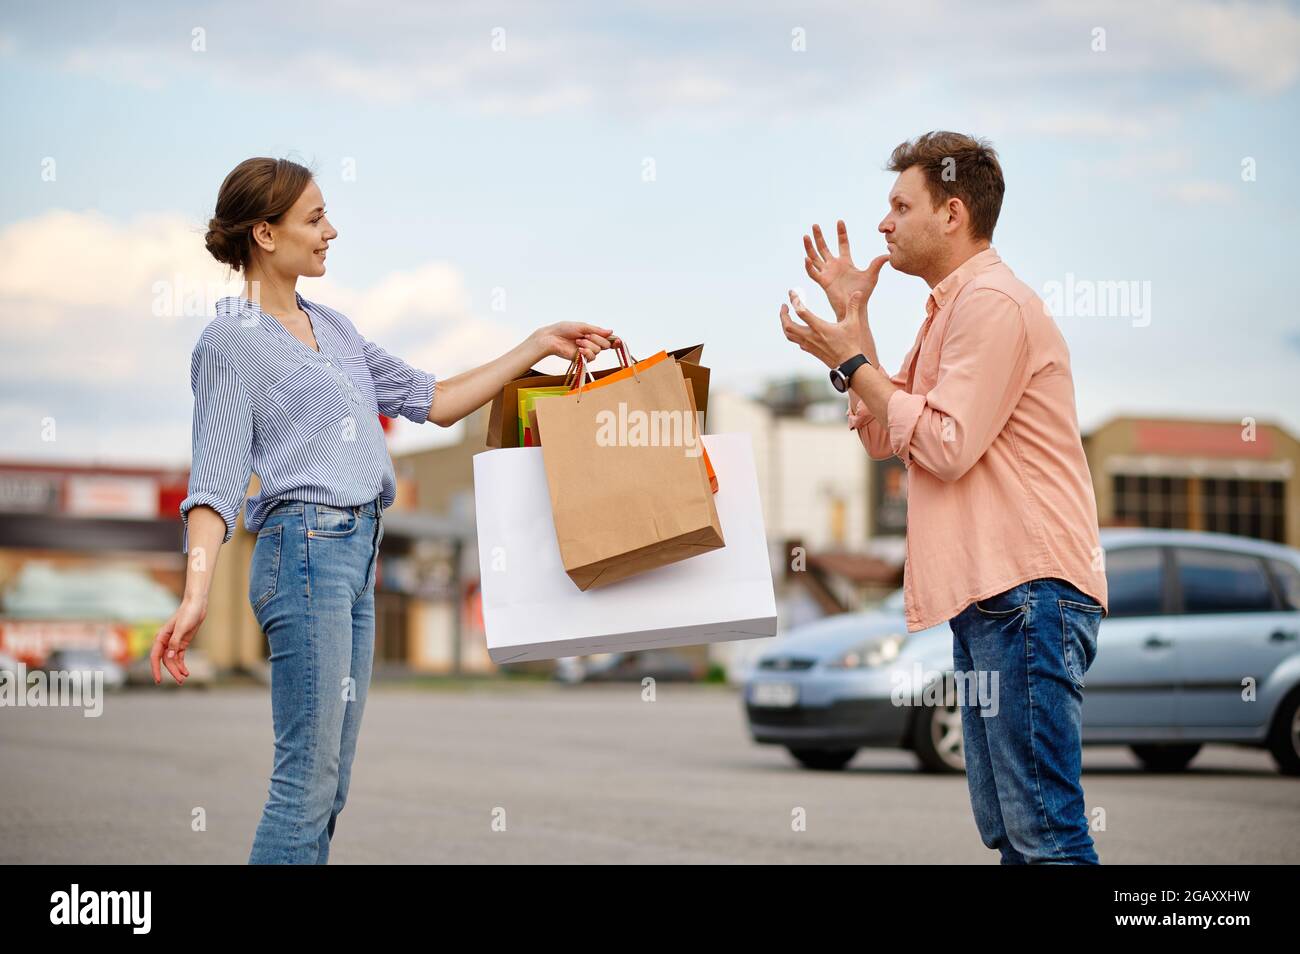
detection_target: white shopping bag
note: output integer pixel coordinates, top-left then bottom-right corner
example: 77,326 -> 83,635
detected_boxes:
473,432 -> 777,663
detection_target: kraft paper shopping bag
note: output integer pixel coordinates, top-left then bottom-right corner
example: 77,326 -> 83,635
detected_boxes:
485,343 -> 711,448
565,346 -> 717,492
533,352 -> 724,590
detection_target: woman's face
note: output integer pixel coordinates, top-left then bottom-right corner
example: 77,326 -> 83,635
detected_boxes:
263,178 -> 337,278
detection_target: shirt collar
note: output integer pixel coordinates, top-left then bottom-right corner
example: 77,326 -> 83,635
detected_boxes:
216,289 -> 308,317
926,246 -> 1000,316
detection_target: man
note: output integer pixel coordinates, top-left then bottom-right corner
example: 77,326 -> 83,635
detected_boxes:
778,131 -> 1109,864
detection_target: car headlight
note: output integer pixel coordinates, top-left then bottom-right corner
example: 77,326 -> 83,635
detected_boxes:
827,633 -> 906,669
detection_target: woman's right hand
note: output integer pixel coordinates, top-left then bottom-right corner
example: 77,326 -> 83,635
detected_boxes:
532,322 -> 615,363
151,596 -> 206,686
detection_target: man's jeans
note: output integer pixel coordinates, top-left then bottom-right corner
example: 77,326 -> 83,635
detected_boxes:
949,576 -> 1102,864
246,496 -> 384,864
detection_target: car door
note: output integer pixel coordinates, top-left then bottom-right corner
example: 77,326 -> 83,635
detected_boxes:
1084,545 -> 1179,729
1171,546 -> 1298,729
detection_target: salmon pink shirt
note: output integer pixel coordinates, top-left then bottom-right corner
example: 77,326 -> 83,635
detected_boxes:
855,247 -> 1108,632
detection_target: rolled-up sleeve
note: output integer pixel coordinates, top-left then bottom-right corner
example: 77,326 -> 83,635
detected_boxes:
886,288 -> 1032,482
855,361 -> 909,460
179,340 -> 254,554
361,336 -> 437,423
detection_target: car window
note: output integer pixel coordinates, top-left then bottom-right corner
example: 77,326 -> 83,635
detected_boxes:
1104,547 -> 1164,618
1174,547 -> 1276,614
1267,559 -> 1300,611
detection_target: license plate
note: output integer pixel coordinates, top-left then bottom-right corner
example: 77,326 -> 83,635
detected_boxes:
752,681 -> 798,707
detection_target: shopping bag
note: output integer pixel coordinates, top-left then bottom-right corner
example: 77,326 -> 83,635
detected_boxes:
565,342 -> 717,492
533,351 -> 723,590
485,342 -> 711,448
517,386 -> 569,446
472,432 -> 777,662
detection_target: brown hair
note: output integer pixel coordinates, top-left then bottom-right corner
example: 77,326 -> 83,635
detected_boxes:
204,157 -> 315,272
886,132 -> 1004,241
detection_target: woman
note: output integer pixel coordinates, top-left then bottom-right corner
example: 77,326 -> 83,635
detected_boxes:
150,156 -> 614,864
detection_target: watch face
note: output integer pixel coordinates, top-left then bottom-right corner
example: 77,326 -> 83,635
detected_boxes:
829,368 -> 846,392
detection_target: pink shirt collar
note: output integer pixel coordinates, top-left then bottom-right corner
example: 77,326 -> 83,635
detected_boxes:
927,246 -> 1001,315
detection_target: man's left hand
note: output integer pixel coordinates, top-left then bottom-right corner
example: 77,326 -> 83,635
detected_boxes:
780,288 -> 868,369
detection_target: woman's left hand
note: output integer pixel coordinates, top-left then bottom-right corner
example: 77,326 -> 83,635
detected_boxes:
533,322 -> 616,363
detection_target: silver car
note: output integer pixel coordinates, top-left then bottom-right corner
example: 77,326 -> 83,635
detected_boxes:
744,529 -> 1300,775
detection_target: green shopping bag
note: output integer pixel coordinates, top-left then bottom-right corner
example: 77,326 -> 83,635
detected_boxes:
517,386 -> 570,446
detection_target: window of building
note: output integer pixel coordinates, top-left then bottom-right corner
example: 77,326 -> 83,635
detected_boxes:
1112,474 -> 1190,530
1200,478 -> 1286,543
1112,474 -> 1286,544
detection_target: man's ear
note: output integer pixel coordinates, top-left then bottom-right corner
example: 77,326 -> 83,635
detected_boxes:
941,198 -> 969,237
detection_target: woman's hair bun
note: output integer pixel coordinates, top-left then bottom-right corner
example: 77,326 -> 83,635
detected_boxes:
204,157 -> 315,273
204,216 -> 244,270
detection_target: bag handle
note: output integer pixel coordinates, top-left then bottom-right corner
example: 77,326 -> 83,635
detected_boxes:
611,335 -> 639,370
563,352 -> 596,390
565,336 -> 645,402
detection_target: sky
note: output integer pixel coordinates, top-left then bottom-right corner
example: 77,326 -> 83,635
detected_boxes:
1,0 -> 1298,466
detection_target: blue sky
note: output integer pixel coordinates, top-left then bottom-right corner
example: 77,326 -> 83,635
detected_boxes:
1,0 -> 1298,464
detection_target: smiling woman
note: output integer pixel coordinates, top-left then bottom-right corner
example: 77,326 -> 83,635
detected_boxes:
150,154 -> 618,866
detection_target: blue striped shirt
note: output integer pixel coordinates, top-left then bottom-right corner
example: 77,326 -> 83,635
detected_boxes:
179,291 -> 437,554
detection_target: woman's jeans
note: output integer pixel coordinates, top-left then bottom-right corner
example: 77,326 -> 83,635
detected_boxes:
948,576 -> 1103,864
246,496 -> 384,864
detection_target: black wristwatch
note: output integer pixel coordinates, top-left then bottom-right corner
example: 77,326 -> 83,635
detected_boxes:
829,353 -> 871,393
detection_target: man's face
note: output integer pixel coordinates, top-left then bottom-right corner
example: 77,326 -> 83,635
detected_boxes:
877,165 -> 945,278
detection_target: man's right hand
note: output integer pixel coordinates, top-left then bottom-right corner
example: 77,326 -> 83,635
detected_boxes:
803,220 -> 890,320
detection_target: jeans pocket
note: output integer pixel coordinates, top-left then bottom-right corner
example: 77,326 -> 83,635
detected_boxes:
974,583 -> 1029,618
310,503 -> 359,537
1059,598 -> 1102,689
249,524 -> 283,613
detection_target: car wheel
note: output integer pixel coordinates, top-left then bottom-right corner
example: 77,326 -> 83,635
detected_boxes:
1266,689 -> 1300,776
1130,743 -> 1202,772
912,700 -> 965,774
787,748 -> 857,771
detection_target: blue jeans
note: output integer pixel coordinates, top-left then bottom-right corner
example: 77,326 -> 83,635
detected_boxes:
949,576 -> 1102,864
246,496 -> 384,864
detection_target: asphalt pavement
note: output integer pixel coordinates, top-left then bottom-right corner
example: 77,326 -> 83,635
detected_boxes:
2,682 -> 1295,863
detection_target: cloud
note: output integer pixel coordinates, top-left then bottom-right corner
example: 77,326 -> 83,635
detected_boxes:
1164,0 -> 1300,92
0,208 -> 517,462
15,0 -> 1297,123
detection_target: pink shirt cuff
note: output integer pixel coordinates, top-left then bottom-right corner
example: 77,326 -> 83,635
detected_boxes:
887,389 -> 927,467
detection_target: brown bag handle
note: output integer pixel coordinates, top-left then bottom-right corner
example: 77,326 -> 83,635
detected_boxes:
564,335 -> 643,396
